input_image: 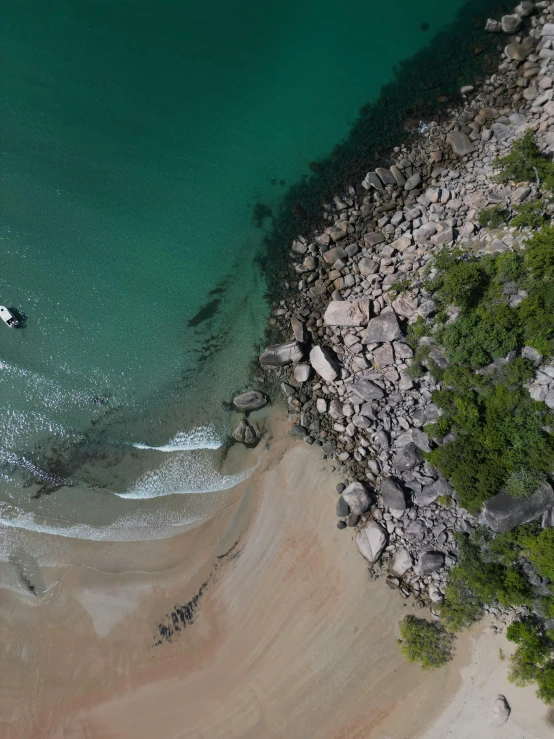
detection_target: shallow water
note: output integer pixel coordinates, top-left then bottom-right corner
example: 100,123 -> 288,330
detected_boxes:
0,0 -> 480,559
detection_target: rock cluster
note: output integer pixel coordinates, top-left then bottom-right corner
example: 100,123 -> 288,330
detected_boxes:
258,0 -> 554,612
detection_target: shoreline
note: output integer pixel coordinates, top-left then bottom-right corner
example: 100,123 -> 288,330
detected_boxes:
253,0 -> 554,732
5,2 -> 554,736
0,411 -> 461,738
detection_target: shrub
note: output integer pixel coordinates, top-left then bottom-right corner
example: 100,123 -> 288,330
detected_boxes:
398,616 -> 454,670
477,205 -> 510,229
505,469 -> 547,498
494,251 -> 524,283
511,200 -> 548,230
436,260 -> 488,310
438,311 -> 520,369
518,528 -> 554,582
517,280 -> 554,356
493,131 -> 554,190
427,363 -> 554,512
439,569 -> 484,631
523,225 -> 554,280
406,315 -> 431,348
439,532 -> 533,632
507,617 -> 554,703
389,278 -> 412,297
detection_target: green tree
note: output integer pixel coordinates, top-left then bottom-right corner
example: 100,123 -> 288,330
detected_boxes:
398,616 -> 454,670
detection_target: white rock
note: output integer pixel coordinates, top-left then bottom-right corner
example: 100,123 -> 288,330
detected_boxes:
343,481 -> 371,515
293,363 -> 312,383
356,520 -> 387,565
391,547 -> 412,577
309,345 -> 341,382
324,299 -> 371,327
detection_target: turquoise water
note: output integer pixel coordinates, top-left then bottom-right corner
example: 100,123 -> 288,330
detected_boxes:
0,0 -> 478,548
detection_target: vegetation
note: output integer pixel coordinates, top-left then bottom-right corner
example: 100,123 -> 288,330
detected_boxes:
493,130 -> 554,190
416,238 -> 554,513
398,616 -> 454,670
512,200 -> 548,230
398,132 -> 554,702
507,618 -> 554,703
426,361 -> 554,513
389,278 -> 412,297
438,532 -> 533,631
504,469 -> 547,499
477,204 -> 510,229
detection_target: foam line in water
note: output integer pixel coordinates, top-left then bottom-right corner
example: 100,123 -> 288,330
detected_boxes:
0,504 -> 203,542
132,426 -> 223,452
117,457 -> 258,499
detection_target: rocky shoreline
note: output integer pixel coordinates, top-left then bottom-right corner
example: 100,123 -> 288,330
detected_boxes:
236,0 -> 554,631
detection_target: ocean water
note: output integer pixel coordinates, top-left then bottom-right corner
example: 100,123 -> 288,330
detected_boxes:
0,0 -> 489,557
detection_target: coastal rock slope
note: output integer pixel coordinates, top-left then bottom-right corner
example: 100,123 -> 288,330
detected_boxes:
259,0 -> 554,618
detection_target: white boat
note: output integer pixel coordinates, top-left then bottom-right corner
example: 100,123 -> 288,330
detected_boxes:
0,306 -> 20,328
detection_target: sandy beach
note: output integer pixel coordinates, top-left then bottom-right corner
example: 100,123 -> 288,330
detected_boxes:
0,413 -> 550,739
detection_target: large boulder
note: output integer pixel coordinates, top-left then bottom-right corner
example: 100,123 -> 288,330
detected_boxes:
390,548 -> 412,577
355,520 -> 387,565
418,551 -> 445,575
324,299 -> 370,327
380,477 -> 407,510
446,131 -> 475,157
259,341 -> 303,367
347,379 -> 385,403
232,418 -> 258,445
342,481 -> 372,515
414,483 -> 441,507
396,428 -> 431,453
363,307 -> 403,344
233,390 -> 267,411
491,695 -> 510,726
482,483 -> 554,532
309,346 -> 341,382
393,443 -> 423,472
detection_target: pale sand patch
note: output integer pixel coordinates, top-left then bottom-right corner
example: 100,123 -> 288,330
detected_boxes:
0,420 -> 549,739
419,622 -> 553,739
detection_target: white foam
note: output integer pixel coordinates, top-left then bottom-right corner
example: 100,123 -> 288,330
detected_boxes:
132,425 -> 223,452
0,504 -> 202,542
117,453 -> 257,499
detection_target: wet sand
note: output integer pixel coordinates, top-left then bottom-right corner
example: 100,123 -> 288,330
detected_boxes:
0,414 -> 550,738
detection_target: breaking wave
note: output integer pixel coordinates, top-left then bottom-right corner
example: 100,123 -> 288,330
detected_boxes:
117,451 -> 258,499
132,425 -> 223,452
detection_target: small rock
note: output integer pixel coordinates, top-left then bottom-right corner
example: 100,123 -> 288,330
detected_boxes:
336,496 -> 350,517
485,18 -> 502,32
404,172 -> 422,191
343,481 -> 372,515
501,14 -> 521,33
293,364 -> 312,383
491,695 -> 511,726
